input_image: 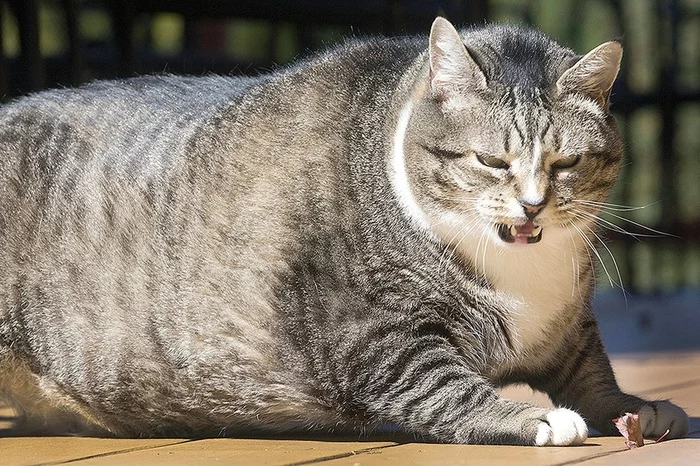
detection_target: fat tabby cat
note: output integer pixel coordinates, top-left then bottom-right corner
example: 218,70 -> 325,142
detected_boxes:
0,18 -> 689,444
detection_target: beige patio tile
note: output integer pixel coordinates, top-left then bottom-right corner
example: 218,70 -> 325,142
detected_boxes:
580,437 -> 700,465
0,437 -> 188,466
73,438 -> 399,466
317,438 -> 629,466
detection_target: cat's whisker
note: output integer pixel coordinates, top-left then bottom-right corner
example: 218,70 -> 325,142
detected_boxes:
568,212 -> 625,290
469,223 -> 485,284
480,223 -> 492,285
571,254 -> 579,300
572,199 -> 658,212
563,223 -> 583,301
430,209 -> 480,229
576,199 -> 657,211
571,200 -> 676,238
434,211 -> 485,281
596,210 -> 678,238
570,208 -> 648,241
570,221 -> 616,289
480,224 -> 490,287
438,218 -> 482,280
475,229 -> 486,288
436,219 -> 467,278
450,218 -> 481,265
430,216 -> 460,232
569,221 -> 597,295
581,222 -> 628,303
570,208 -> 666,240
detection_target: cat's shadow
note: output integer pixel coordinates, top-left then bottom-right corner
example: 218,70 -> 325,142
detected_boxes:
686,416 -> 700,439
0,425 -> 417,442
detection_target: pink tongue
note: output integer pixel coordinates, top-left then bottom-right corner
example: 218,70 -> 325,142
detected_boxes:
515,221 -> 536,235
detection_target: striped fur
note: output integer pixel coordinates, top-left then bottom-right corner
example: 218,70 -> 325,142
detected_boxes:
0,18 -> 688,443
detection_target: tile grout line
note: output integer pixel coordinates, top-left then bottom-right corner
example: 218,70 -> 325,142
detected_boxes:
35,438 -> 201,466
281,442 -> 408,466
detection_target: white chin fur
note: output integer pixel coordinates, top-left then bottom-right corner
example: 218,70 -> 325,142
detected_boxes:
431,216 -> 583,351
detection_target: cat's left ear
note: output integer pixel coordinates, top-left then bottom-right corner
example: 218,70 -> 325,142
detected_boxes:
428,17 -> 488,102
556,41 -> 623,110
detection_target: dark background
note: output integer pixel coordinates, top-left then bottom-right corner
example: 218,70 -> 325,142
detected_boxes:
1,0 -> 699,296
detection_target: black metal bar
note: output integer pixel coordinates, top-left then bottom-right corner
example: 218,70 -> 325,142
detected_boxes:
8,0 -> 44,92
657,0 -> 681,289
62,0 -> 84,86
0,1 -> 6,100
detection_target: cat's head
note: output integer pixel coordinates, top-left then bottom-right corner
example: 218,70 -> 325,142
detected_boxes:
394,18 -> 623,251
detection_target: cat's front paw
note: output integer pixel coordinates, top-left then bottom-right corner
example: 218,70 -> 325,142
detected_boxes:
535,408 -> 588,446
638,401 -> 689,439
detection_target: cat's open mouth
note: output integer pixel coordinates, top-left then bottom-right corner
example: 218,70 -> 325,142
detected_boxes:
497,221 -> 543,244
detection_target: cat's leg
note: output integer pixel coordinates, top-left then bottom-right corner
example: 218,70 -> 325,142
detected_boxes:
320,320 -> 587,445
532,318 -> 689,439
365,368 -> 590,446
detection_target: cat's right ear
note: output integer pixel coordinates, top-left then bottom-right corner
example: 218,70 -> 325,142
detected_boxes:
556,41 -> 623,110
428,17 -> 488,102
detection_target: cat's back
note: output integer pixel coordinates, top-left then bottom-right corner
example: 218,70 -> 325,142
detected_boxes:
0,74 -> 262,274
0,74 -> 256,175
0,74 -> 266,359
1,73 -> 255,120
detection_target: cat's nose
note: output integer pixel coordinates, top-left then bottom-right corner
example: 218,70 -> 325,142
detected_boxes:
520,200 -> 546,220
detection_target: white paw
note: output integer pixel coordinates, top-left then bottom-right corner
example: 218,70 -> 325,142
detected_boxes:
638,401 -> 689,439
535,408 -> 588,446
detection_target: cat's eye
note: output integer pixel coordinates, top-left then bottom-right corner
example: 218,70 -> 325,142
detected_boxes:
475,152 -> 510,170
551,155 -> 580,170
